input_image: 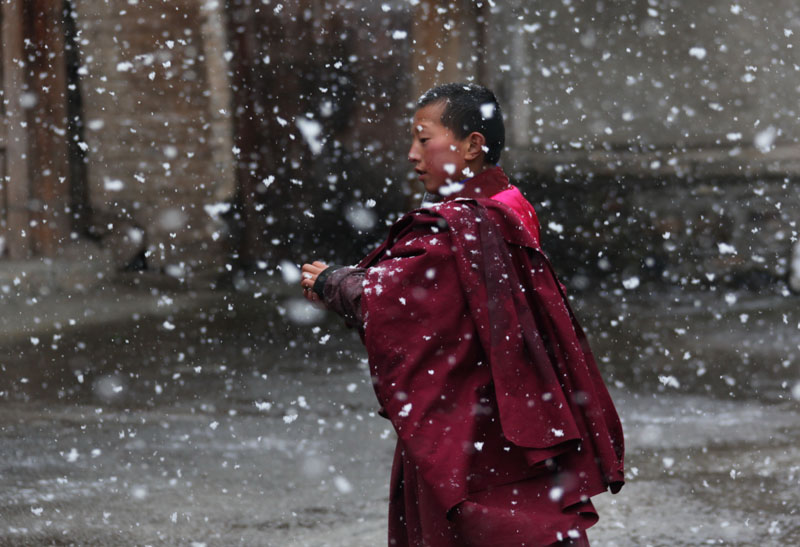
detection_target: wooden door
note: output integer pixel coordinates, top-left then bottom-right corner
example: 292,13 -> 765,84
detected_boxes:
0,0 -> 72,259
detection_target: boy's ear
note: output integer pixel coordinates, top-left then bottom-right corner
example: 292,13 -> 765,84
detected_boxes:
464,132 -> 487,162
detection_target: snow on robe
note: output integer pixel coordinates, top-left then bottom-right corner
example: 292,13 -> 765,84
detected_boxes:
355,167 -> 624,546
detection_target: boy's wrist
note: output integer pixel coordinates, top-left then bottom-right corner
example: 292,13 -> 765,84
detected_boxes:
312,264 -> 343,299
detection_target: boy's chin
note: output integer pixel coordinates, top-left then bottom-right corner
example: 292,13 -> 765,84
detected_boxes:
423,181 -> 443,194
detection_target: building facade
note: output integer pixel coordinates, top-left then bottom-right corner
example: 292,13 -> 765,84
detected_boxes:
1,0 -> 798,290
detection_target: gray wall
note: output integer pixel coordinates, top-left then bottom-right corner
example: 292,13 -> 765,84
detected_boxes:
475,0 -> 800,178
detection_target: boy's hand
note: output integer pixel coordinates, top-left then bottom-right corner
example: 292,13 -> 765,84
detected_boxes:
300,261 -> 329,304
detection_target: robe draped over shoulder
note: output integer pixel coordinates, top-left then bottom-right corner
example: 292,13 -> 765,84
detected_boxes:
354,169 -> 624,546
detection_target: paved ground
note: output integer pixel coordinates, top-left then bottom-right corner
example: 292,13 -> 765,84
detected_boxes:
0,277 -> 798,546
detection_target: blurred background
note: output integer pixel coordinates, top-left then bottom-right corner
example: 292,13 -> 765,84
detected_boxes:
0,1 -> 798,545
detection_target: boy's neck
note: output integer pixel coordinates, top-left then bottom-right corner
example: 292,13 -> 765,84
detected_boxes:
443,165 -> 510,201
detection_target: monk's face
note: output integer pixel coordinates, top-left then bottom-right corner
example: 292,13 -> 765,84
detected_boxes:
408,102 -> 470,194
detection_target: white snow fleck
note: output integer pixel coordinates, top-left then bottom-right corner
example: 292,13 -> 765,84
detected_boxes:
726,132 -> 742,141
662,457 -> 675,469
116,61 -> 134,72
204,202 -> 231,218
438,181 -> 465,196
730,4 -> 742,15
30,336 -> 40,346
319,334 -> 330,345
689,47 -> 707,60
722,375 -> 736,387
276,116 -> 288,127
346,383 -> 357,393
333,475 -> 353,494
551,428 -> 565,438
170,512 -> 178,523
622,276 -> 640,290
755,126 -> 777,153
255,401 -> 272,411
523,23 -> 541,33
425,268 -> 436,280
790,382 -> 800,401
443,163 -> 456,175
278,260 -> 302,284
480,103 -> 496,119
162,320 -> 176,331
209,421 -> 219,430
474,441 -> 484,451
283,414 -> 298,424
739,313 -> 749,324
104,178 -> 124,192
718,242 -> 737,255
548,486 -> 564,502
391,30 -> 408,40
31,506 -> 44,516
345,203 -> 377,231
724,293 -> 737,305
658,375 -> 680,388
398,403 -> 413,418
547,221 -> 564,234
64,448 -> 79,463
296,117 -> 323,155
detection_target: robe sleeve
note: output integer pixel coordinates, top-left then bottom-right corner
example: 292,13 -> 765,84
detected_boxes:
316,266 -> 366,329
360,225 -> 485,512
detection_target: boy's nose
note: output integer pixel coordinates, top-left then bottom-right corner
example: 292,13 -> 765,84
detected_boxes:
407,144 -> 420,163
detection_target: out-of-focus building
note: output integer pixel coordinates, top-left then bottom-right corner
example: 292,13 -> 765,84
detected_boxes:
1,0 -> 798,291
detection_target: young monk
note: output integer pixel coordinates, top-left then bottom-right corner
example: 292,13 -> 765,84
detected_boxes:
300,83 -> 624,546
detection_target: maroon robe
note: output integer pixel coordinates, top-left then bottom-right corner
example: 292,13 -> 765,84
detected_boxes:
335,167 -> 624,546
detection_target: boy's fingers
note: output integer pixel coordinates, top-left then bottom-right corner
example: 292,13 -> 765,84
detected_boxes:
301,262 -> 327,275
299,262 -> 330,295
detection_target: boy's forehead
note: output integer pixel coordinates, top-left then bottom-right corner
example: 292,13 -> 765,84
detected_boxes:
412,102 -> 446,130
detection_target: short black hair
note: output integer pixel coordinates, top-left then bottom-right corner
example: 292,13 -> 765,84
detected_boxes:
417,83 -> 505,165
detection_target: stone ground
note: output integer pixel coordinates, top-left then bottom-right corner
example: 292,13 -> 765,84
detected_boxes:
0,273 -> 798,546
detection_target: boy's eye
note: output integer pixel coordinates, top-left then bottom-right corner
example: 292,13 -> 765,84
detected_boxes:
419,138 -> 429,143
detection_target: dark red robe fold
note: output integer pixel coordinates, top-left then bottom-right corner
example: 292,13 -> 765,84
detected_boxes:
357,168 -> 624,546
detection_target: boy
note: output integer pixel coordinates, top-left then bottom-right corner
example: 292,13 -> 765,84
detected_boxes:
300,83 -> 624,546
